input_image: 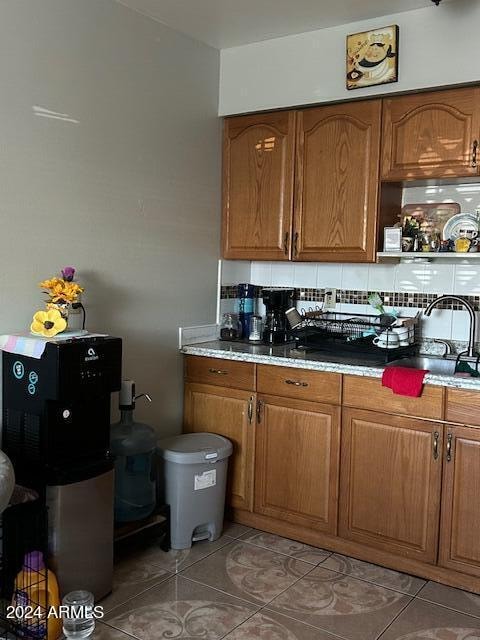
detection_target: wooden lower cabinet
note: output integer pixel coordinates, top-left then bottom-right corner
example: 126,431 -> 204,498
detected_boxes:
439,425 -> 480,577
254,394 -> 340,534
183,382 -> 255,511
183,357 -> 480,594
340,408 -> 443,564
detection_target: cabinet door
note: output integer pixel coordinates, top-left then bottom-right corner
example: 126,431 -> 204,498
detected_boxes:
184,383 -> 255,511
255,394 -> 340,533
439,426 -> 480,577
222,111 -> 295,260
382,87 -> 480,180
294,100 -> 382,263
340,408 -> 443,563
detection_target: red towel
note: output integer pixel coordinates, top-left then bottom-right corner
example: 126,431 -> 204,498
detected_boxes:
382,366 -> 429,397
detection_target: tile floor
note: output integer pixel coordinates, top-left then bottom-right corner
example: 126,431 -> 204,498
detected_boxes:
95,524 -> 480,640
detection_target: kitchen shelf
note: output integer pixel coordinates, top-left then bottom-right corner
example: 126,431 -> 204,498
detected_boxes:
377,252 -> 480,262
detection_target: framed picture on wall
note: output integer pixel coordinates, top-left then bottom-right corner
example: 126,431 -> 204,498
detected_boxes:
346,25 -> 399,90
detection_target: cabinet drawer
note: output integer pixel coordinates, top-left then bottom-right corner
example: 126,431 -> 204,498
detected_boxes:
343,375 -> 444,420
257,365 -> 341,404
184,356 -> 255,391
446,388 -> 480,426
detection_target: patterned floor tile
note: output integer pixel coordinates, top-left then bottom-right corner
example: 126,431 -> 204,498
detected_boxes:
138,533 -> 234,574
224,609 -> 339,640
418,581 -> 480,619
223,521 -> 252,539
181,541 -> 313,605
268,565 -> 411,640
104,575 -> 259,640
378,598 -> 480,639
239,529 -> 331,565
100,549 -> 172,613
322,553 -> 426,595
92,622 -> 138,639
101,534 -> 235,612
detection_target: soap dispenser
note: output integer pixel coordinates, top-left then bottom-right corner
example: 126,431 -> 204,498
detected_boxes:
110,380 -> 157,523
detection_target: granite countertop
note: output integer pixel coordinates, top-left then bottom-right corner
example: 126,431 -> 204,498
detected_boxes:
182,340 -> 480,391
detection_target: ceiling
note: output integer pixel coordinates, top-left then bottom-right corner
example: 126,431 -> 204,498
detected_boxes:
115,0 -> 441,49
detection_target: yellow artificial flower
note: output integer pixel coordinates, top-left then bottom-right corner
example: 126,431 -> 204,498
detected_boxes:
39,277 -> 63,291
30,308 -> 67,337
41,280 -> 84,304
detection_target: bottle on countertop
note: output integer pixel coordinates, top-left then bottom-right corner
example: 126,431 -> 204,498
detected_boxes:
220,313 -> 242,340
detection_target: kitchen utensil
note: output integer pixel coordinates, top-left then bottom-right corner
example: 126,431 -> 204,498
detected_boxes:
402,237 -> 414,252
373,332 -> 400,348
459,228 -> 479,240
391,327 -> 410,339
248,315 -> 263,342
368,293 -> 385,314
286,307 -> 304,329
455,237 -> 471,253
220,313 -> 242,340
443,212 -> 479,241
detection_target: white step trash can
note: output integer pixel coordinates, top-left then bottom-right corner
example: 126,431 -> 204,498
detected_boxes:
157,432 -> 233,549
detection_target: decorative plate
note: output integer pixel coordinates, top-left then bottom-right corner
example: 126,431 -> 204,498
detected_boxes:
401,202 -> 461,237
442,212 -> 479,241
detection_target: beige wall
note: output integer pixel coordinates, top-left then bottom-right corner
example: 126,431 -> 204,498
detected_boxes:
220,2 -> 480,114
0,0 -> 221,435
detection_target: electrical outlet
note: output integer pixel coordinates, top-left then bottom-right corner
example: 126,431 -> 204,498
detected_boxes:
324,288 -> 337,310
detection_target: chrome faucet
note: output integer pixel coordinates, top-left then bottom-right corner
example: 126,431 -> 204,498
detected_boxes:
424,295 -> 478,358
433,338 -> 453,358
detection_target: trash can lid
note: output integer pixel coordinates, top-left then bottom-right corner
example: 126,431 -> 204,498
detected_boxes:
157,432 -> 233,464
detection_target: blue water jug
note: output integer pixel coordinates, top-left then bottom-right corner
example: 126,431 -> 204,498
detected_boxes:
111,381 -> 157,523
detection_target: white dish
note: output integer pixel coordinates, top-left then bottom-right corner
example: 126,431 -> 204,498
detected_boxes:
442,213 -> 479,241
374,342 -> 400,349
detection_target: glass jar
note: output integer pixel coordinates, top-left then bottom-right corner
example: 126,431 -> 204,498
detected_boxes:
248,315 -> 263,342
220,313 -> 242,340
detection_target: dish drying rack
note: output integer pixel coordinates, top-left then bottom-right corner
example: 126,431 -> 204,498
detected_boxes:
291,309 -> 419,362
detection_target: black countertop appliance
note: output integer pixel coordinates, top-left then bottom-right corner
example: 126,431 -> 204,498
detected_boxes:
2,335 -> 122,600
262,288 -> 295,345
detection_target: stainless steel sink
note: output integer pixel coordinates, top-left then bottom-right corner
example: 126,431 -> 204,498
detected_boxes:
386,356 -> 457,376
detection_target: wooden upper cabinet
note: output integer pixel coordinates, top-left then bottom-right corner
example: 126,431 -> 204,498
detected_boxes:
294,100 -> 382,263
439,425 -> 480,578
222,111 -> 296,260
339,408 -> 443,563
382,87 -> 480,180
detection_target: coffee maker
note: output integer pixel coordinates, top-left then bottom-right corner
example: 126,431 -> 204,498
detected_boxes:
262,289 -> 295,345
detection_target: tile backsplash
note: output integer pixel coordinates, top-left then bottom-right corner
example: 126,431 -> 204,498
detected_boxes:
220,259 -> 480,344
247,261 -> 480,297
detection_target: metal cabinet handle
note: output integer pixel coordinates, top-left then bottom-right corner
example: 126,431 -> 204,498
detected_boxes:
208,368 -> 228,375
293,232 -> 299,258
446,433 -> 453,462
285,379 -> 309,387
433,431 -> 440,460
256,400 -> 264,423
472,140 -> 478,168
283,232 -> 289,256
247,396 -> 253,424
